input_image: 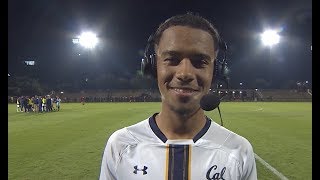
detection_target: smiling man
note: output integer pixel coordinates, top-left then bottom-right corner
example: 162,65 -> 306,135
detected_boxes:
99,12 -> 257,180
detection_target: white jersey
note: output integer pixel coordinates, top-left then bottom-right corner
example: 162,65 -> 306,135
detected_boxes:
99,113 -> 257,180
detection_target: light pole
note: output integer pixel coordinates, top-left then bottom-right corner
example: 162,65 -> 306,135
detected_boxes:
260,29 -> 280,87
261,29 -> 280,62
72,31 -> 99,91
73,31 -> 99,49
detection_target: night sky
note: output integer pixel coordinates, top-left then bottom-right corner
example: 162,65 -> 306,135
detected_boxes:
8,0 -> 312,89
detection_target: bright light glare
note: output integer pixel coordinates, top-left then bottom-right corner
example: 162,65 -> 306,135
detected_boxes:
79,32 -> 98,49
261,30 -> 280,47
72,38 -> 79,44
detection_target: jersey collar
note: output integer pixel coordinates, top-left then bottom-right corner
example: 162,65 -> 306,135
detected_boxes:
149,113 -> 211,143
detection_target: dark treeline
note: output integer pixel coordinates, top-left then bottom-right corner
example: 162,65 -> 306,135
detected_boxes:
8,72 -> 158,96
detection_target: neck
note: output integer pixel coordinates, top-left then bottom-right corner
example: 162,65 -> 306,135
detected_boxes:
156,106 -> 207,140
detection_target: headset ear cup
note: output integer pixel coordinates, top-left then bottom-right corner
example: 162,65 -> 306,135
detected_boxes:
141,33 -> 157,78
141,54 -> 157,78
221,63 -> 226,78
141,58 -> 149,76
150,54 -> 157,78
213,59 -> 219,79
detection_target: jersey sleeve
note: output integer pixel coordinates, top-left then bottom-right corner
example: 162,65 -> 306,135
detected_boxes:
242,141 -> 257,180
99,131 -> 122,180
99,137 -> 117,180
99,129 -> 133,180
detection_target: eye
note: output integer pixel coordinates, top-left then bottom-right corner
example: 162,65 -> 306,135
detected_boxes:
191,55 -> 210,68
164,56 -> 180,65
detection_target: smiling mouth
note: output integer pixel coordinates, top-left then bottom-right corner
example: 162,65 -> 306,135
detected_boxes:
169,87 -> 200,97
171,88 -> 198,93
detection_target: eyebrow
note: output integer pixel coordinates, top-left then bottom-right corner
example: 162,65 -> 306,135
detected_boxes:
160,50 -> 212,60
160,50 -> 180,57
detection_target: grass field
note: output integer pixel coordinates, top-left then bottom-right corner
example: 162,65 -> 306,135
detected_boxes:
8,102 -> 312,180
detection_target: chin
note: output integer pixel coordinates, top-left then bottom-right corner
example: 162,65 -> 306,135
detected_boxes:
171,102 -> 199,116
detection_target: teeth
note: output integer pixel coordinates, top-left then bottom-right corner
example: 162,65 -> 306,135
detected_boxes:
173,88 -> 194,93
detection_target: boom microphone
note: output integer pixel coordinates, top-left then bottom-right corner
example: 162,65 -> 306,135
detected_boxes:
200,93 -> 220,111
200,93 -> 224,126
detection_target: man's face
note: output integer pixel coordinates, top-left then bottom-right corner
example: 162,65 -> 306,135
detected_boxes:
156,25 -> 216,114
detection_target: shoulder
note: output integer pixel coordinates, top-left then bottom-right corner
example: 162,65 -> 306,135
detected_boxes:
201,121 -> 255,159
224,127 -> 254,153
106,118 -> 150,149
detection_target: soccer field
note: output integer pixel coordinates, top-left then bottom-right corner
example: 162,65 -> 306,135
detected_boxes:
8,102 -> 312,179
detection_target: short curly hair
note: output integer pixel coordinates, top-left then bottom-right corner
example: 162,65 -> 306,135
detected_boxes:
153,12 -> 221,52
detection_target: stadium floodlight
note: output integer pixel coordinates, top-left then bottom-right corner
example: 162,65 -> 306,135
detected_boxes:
72,38 -> 79,44
24,60 -> 35,66
260,29 -> 280,47
78,32 -> 98,49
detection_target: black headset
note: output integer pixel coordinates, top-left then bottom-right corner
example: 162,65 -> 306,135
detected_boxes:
141,33 -> 229,83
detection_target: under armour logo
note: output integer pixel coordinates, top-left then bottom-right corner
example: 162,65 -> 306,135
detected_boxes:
133,165 -> 148,175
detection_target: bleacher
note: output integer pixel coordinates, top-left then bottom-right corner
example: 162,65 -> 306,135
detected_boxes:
255,89 -> 312,102
8,89 -> 312,103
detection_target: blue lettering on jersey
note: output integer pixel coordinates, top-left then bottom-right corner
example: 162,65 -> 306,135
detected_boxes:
133,165 -> 148,175
206,165 -> 226,180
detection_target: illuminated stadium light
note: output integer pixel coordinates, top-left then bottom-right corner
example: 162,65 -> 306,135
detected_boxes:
72,38 -> 79,44
60,91 -> 64,94
24,60 -> 35,66
260,29 -> 280,47
78,32 -> 98,49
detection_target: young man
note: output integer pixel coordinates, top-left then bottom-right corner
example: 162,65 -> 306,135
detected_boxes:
99,13 -> 257,180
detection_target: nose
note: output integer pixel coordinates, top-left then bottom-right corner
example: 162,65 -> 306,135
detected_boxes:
176,58 -> 196,83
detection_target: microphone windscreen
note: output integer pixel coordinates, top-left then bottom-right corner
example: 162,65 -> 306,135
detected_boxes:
200,93 -> 221,111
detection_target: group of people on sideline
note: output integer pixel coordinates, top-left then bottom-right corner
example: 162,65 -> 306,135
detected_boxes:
15,95 -> 61,113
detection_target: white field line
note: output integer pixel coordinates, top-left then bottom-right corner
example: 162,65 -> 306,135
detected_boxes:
250,107 -> 289,179
226,106 -> 289,179
251,107 -> 263,111
255,153 -> 289,180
